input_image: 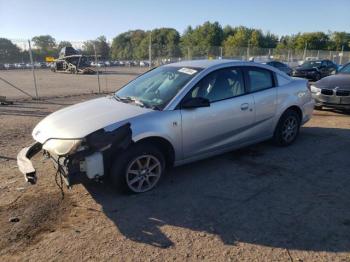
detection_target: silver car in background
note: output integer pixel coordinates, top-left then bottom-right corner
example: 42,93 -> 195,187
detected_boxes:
17,60 -> 314,193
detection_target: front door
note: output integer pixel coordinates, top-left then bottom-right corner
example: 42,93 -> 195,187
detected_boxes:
180,67 -> 255,159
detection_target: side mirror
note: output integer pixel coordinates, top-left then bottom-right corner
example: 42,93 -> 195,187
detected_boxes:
181,97 -> 210,109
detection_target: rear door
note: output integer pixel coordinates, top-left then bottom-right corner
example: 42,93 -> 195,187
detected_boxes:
244,67 -> 277,137
180,67 -> 255,159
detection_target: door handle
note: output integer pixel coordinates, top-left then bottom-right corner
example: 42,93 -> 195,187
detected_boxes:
240,103 -> 249,111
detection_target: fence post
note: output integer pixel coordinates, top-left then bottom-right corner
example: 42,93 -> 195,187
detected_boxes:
93,44 -> 101,93
303,42 -> 307,61
247,41 -> 250,61
339,45 -> 344,65
28,40 -> 38,99
148,31 -> 152,68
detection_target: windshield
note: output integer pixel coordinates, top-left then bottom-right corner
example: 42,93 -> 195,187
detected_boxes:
339,63 -> 350,74
300,61 -> 322,69
115,66 -> 202,110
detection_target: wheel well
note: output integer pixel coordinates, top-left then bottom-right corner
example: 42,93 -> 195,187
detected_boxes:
285,105 -> 302,121
134,137 -> 175,167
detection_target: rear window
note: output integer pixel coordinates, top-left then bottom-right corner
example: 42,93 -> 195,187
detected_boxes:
248,68 -> 274,92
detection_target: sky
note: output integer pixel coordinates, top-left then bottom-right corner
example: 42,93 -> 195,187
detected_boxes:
1,0 -> 350,42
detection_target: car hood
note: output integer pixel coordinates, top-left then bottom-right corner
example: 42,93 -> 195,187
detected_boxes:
32,96 -> 152,143
314,74 -> 350,90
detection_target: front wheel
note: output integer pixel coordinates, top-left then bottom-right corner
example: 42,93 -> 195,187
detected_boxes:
273,110 -> 301,146
110,143 -> 165,194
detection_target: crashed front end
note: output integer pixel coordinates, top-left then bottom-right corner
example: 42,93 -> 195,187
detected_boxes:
17,123 -> 132,187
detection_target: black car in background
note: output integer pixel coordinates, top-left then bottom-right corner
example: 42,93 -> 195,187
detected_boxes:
292,60 -> 338,81
310,62 -> 350,110
263,61 -> 292,75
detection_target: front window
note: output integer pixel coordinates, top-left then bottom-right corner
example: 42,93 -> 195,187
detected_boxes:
339,63 -> 350,74
188,68 -> 245,102
115,66 -> 202,110
300,61 -> 322,69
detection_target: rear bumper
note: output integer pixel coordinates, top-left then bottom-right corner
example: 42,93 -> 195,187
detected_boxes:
17,142 -> 42,184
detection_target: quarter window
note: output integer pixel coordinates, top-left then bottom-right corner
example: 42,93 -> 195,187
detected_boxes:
247,68 -> 274,92
190,68 -> 245,102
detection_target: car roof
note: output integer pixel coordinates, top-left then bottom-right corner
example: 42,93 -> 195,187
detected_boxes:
163,59 -> 289,76
164,59 -> 246,69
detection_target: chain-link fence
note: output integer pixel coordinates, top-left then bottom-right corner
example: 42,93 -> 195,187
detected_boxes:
1,39 -> 350,100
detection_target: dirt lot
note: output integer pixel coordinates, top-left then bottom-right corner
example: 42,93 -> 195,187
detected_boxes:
0,94 -> 350,261
0,67 -> 147,99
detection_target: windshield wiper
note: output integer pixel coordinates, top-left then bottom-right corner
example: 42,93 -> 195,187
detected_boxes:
114,95 -> 161,110
114,95 -> 134,103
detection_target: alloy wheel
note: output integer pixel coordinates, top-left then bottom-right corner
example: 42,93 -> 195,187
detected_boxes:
282,116 -> 298,143
126,154 -> 162,193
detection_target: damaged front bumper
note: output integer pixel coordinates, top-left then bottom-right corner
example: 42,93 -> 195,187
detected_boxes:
17,143 -> 103,187
17,142 -> 42,184
17,123 -> 132,187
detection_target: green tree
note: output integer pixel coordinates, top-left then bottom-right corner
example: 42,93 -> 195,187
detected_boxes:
83,36 -> 110,59
329,32 -> 350,51
0,38 -> 21,63
150,28 -> 181,58
294,32 -> 329,50
57,41 -> 72,50
111,30 -> 147,60
181,21 -> 224,57
32,35 -> 56,51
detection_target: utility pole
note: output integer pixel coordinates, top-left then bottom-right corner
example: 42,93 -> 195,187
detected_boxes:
247,40 -> 251,61
303,42 -> 308,61
93,44 -> 101,93
220,47 -> 223,59
339,45 -> 344,65
28,40 -> 38,99
149,31 -> 152,68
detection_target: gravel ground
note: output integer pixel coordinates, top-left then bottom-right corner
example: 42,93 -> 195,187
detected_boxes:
0,94 -> 350,261
0,67 -> 147,99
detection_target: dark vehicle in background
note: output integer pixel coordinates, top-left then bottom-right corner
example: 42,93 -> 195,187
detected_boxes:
51,47 -> 95,74
0,64 -> 5,70
263,61 -> 292,75
292,60 -> 338,81
310,62 -> 350,110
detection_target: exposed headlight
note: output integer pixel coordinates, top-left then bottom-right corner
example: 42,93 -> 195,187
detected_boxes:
43,139 -> 82,156
310,85 -> 321,93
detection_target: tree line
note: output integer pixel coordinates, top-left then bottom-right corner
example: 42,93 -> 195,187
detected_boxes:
1,21 -> 350,63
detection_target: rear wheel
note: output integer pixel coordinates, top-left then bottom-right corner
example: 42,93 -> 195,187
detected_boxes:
110,143 -> 165,194
314,105 -> 323,110
273,109 -> 301,146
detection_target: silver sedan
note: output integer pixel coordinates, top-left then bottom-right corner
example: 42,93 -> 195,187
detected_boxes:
17,60 -> 314,193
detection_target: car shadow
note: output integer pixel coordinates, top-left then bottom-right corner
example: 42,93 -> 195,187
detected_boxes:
83,126 -> 350,251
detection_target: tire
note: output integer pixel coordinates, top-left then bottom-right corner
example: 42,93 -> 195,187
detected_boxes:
110,143 -> 165,194
314,105 -> 323,110
273,109 -> 301,146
